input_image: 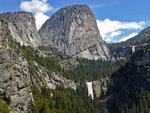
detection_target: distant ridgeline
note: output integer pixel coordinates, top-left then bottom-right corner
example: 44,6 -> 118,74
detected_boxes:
108,26 -> 150,59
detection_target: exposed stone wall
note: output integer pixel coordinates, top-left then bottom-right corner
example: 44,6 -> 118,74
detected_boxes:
1,12 -> 41,47
39,5 -> 110,60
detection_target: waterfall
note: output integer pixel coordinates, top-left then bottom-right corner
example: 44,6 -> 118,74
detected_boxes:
132,46 -> 135,53
86,82 -> 94,99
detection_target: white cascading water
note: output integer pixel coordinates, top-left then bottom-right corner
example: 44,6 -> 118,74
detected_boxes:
86,82 -> 94,99
132,46 -> 135,53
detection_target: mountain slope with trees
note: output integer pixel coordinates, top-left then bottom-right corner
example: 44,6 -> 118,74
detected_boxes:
106,44 -> 150,113
108,26 -> 150,58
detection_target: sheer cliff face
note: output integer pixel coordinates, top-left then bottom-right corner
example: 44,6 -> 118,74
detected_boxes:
1,12 -> 41,47
0,16 -> 77,113
0,17 -> 33,113
39,5 -> 110,60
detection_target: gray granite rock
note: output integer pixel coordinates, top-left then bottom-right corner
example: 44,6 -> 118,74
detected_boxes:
39,5 -> 110,60
0,17 -> 33,113
1,12 -> 41,47
0,17 -> 78,112
30,61 -> 78,90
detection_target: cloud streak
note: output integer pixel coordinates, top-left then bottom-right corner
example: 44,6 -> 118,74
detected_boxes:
97,18 -> 145,42
119,33 -> 138,42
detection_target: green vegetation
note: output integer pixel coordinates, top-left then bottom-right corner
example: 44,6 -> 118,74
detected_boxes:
38,46 -> 51,51
19,45 -> 62,73
63,58 -> 126,81
109,46 -> 150,113
13,66 -> 17,71
38,45 -> 72,60
4,96 -> 11,105
30,86 -> 108,113
0,96 -> 10,113
9,75 -> 13,81
19,45 -> 126,82
0,99 -> 10,113
124,91 -> 150,113
17,42 -> 150,113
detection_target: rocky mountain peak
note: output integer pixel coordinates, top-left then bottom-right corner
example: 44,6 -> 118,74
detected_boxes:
39,5 -> 110,60
1,12 -> 41,47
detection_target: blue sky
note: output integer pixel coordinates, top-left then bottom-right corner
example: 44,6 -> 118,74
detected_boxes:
0,0 -> 150,43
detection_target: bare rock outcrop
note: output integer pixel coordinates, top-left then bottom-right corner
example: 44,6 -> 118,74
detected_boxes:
0,17 -> 33,113
0,16 -> 77,113
39,5 -> 110,60
30,61 -> 78,90
1,12 -> 41,47
92,78 -> 109,99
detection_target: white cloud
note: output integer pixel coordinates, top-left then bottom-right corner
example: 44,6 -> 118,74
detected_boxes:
20,0 -> 53,30
35,13 -> 49,30
109,31 -> 122,38
20,0 -> 52,13
119,33 -> 138,42
97,18 -> 145,42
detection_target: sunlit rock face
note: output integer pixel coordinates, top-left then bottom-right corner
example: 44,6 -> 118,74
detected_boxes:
1,12 -> 41,47
0,16 -> 78,113
0,17 -> 33,113
39,5 -> 110,60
